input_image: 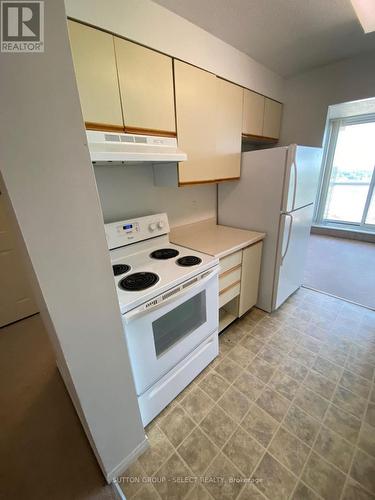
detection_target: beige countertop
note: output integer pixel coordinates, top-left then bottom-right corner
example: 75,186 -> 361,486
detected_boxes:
170,219 -> 265,259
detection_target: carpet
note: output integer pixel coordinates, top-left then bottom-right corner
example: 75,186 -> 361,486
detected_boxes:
303,234 -> 375,310
0,314 -> 116,500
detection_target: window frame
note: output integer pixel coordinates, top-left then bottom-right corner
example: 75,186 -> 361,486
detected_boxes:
315,113 -> 375,231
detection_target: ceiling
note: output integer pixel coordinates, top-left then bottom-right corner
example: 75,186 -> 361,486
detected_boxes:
152,0 -> 375,77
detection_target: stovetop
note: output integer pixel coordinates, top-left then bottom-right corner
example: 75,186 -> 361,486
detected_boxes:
109,238 -> 218,314
105,213 -> 218,314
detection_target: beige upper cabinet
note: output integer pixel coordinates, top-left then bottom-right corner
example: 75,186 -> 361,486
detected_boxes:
242,90 -> 283,140
114,38 -> 176,135
174,61 -> 217,184
215,78 -> 243,180
242,89 -> 265,137
68,20 -> 123,129
263,98 -> 283,139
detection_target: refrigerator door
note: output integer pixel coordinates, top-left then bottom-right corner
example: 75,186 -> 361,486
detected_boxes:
283,145 -> 323,212
273,203 -> 314,310
218,147 -> 289,313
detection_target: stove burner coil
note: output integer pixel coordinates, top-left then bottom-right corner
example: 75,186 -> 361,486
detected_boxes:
119,272 -> 159,291
112,264 -> 131,276
150,248 -> 180,260
176,256 -> 202,267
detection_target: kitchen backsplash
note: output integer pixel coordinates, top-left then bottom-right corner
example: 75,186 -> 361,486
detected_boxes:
94,163 -> 216,227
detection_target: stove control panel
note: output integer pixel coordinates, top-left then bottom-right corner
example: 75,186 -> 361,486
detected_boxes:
105,213 -> 170,250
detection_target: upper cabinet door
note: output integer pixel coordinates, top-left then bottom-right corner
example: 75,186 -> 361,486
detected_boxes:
114,38 -> 176,135
174,61 -> 217,184
68,21 -> 123,129
215,78 -> 243,180
263,98 -> 282,139
242,89 -> 265,137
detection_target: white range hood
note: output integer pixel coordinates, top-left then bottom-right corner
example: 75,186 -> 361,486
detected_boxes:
87,130 -> 187,164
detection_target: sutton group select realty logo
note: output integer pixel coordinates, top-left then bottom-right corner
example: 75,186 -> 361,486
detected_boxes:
1,1 -> 44,52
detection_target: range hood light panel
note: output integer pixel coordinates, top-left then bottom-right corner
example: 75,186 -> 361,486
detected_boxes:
86,130 -> 187,164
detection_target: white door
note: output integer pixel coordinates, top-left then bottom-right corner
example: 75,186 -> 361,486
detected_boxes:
284,145 -> 323,212
274,204 -> 314,309
0,193 -> 38,327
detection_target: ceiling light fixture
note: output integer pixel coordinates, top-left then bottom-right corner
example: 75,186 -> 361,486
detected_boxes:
350,0 -> 375,33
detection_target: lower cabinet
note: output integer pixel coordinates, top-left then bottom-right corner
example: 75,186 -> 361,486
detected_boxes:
218,242 -> 263,333
238,242 -> 263,316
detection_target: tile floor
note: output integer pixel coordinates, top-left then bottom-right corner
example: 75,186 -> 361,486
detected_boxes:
119,288 -> 375,500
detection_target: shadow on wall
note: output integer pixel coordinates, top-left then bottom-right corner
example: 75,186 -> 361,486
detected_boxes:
93,163 -> 217,227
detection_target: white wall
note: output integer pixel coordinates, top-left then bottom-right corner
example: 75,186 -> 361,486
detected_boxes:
0,0 -> 146,482
280,51 -> 375,147
94,164 -> 216,226
65,0 -> 285,227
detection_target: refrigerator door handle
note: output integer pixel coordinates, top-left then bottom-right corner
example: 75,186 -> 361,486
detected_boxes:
291,155 -> 298,211
281,213 -> 293,264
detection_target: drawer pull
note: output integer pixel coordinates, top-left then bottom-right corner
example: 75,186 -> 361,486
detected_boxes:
220,264 -> 241,278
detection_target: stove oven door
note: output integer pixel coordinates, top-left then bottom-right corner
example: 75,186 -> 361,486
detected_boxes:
122,266 -> 219,396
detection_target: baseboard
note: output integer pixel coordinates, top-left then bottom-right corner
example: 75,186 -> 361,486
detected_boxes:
107,437 -> 149,483
111,480 -> 126,500
311,225 -> 375,243
302,285 -> 375,311
57,358 -> 149,485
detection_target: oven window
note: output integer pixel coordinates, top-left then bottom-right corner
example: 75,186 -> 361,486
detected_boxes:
153,291 -> 207,357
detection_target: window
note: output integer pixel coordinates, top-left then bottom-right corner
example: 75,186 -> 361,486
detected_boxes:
152,291 -> 206,357
316,115 -> 375,231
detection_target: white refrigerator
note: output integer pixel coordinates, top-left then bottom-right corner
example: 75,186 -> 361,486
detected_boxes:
218,144 -> 322,313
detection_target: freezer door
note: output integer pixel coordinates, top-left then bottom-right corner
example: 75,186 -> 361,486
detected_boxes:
284,145 -> 323,212
273,204 -> 314,310
218,147 -> 289,312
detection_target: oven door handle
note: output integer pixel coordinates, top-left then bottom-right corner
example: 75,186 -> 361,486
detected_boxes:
123,267 -> 219,324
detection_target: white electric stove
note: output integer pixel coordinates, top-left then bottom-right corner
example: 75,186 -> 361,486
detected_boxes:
105,213 -> 219,426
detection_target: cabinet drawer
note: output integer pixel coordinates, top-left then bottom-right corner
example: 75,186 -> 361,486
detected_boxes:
219,266 -> 242,292
219,282 -> 241,308
219,251 -> 242,274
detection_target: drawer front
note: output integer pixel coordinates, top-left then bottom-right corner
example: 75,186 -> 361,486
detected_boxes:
219,251 -> 242,274
219,282 -> 241,308
219,266 -> 242,292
